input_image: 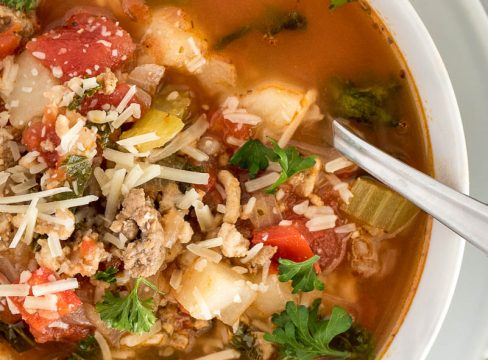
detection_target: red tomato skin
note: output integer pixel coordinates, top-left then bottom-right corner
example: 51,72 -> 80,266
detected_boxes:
209,111 -> 252,147
11,268 -> 86,343
80,83 -> 146,115
21,107 -> 61,168
26,13 -> 135,81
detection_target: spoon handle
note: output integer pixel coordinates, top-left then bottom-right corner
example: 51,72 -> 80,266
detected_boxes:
333,120 -> 488,255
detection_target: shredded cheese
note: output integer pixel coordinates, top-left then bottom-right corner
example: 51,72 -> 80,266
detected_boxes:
47,234 -> 63,258
9,197 -> 39,249
0,187 -> 71,204
105,168 -> 127,221
0,284 -> 30,297
158,165 -> 209,185
32,278 -> 79,297
103,148 -> 135,168
23,294 -> 58,311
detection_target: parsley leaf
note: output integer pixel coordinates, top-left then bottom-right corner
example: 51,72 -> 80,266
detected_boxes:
96,277 -> 163,334
329,0 -> 356,10
95,266 -> 118,284
0,0 -> 38,12
278,255 -> 324,294
67,335 -> 100,360
60,155 -> 92,196
264,300 -> 353,360
229,139 -> 277,178
266,139 -> 316,193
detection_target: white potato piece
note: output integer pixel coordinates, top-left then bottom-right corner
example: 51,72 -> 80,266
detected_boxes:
142,7 -> 207,73
175,261 -> 257,326
8,51 -> 59,128
250,274 -> 297,317
196,55 -> 237,97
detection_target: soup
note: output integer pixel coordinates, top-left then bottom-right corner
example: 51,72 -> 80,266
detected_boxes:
0,0 -> 430,359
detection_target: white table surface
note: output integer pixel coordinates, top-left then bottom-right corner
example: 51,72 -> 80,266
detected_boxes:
408,1 -> 488,359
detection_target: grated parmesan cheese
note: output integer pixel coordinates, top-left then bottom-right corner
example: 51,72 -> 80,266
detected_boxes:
244,172 -> 280,193
0,284 -> 30,297
240,243 -> 264,264
9,197 -> 38,249
102,148 -> 135,168
105,168 -> 127,221
23,294 -> 58,311
0,187 -> 71,204
116,85 -> 137,113
47,234 -> 63,258
32,278 -> 79,296
187,244 -> 222,263
158,165 -> 209,185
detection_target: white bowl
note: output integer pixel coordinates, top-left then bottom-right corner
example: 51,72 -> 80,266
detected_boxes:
368,0 -> 469,359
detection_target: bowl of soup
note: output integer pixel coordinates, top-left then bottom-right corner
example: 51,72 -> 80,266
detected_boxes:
0,0 -> 467,359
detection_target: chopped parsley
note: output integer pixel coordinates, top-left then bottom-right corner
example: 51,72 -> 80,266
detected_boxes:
60,155 -> 92,197
231,324 -> 264,360
278,255 -> 324,294
230,139 -> 316,193
263,10 -> 307,38
96,277 -> 162,334
329,0 -> 357,10
68,84 -> 102,111
264,300 -> 354,360
95,266 -> 118,284
67,335 -> 100,360
0,0 -> 38,12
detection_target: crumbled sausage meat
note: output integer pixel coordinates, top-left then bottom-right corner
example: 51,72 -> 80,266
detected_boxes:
0,213 -> 14,249
217,170 -> 240,224
249,245 -> 277,273
350,236 -> 379,278
218,223 -> 249,258
113,188 -> 167,278
162,208 -> 193,247
0,127 -> 16,171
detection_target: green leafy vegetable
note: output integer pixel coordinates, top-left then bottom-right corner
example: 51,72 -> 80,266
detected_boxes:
0,0 -> 38,12
95,266 -> 118,284
327,78 -> 399,127
264,300 -> 353,360
68,84 -> 102,111
230,139 -> 315,192
60,155 -> 92,196
67,335 -> 100,360
329,0 -> 356,10
231,324 -> 263,360
89,122 -> 115,150
229,139 -> 277,178
266,139 -> 316,193
330,324 -> 374,360
0,321 -> 35,353
215,10 -> 307,50
96,277 -> 162,334
278,255 -> 324,294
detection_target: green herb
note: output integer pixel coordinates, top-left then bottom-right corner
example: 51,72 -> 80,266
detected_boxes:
214,10 -> 307,50
264,10 -> 307,37
89,122 -> 115,150
67,335 -> 100,360
229,139 -> 277,178
278,255 -> 324,294
95,266 -> 118,284
327,78 -> 399,127
264,300 -> 353,360
0,0 -> 38,12
330,324 -> 374,360
231,324 -> 263,360
96,277 -> 162,334
60,155 -> 92,196
0,321 -> 35,353
230,139 -> 315,192
329,0 -> 356,10
266,139 -> 316,193
68,84 -> 102,111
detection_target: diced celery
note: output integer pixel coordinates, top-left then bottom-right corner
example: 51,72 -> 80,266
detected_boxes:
120,109 -> 184,152
341,177 -> 420,233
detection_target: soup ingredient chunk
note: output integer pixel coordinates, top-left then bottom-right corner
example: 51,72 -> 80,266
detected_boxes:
0,320 -> 35,353
26,12 -> 135,81
96,276 -> 161,334
1,0 -> 37,12
264,300 -> 357,360
0,5 -> 36,59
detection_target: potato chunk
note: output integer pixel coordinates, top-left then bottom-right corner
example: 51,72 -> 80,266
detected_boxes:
175,261 -> 257,326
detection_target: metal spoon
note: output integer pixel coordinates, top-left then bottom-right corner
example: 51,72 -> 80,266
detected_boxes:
332,120 -> 488,255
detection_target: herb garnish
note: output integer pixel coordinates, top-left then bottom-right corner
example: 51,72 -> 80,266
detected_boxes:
68,84 -> 102,111
264,300 -> 353,360
231,324 -> 264,360
278,255 -> 324,294
329,0 -> 357,10
67,335 -> 100,360
0,320 -> 35,353
230,139 -> 316,193
60,155 -> 92,196
96,277 -> 163,334
0,0 -> 38,12
264,10 -> 307,38
95,266 -> 118,284
327,78 -> 399,127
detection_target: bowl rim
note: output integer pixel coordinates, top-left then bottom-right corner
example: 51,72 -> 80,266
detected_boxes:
368,0 -> 469,359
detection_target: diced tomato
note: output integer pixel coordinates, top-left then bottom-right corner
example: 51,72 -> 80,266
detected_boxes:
209,110 -> 252,147
22,107 -> 60,168
10,268 -> 86,343
26,13 -> 135,82
80,238 -> 97,257
80,83 -> 146,115
0,22 -> 22,59
252,224 -> 316,265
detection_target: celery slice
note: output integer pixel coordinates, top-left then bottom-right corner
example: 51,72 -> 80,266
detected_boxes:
341,177 -> 420,233
153,87 -> 192,120
120,109 -> 184,152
